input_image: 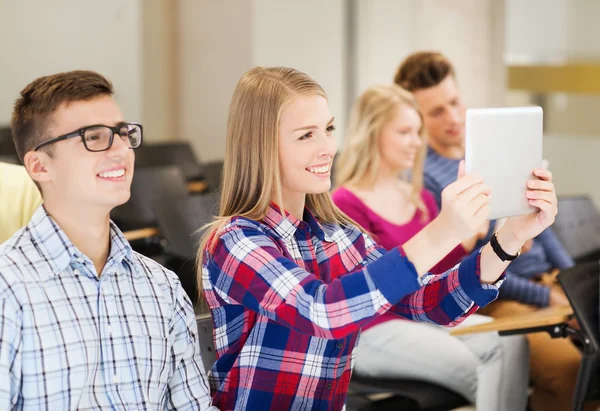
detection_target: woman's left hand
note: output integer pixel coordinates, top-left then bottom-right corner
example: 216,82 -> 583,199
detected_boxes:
502,168 -> 558,244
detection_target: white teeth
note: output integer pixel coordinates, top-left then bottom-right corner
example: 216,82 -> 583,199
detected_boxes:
307,165 -> 330,174
98,168 -> 125,178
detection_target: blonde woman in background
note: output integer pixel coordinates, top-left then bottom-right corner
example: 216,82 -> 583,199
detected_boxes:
333,84 -> 529,410
199,67 -> 558,411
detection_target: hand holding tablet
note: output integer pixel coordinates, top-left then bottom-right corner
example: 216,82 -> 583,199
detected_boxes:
465,106 -> 544,220
465,106 -> 558,246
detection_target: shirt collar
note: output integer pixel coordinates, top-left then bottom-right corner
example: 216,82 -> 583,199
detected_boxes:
428,145 -> 464,162
107,221 -> 135,267
427,146 -> 440,158
28,205 -> 134,276
263,203 -> 333,242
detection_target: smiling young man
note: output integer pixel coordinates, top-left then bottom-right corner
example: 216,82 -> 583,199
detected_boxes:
0,71 -> 217,410
394,52 -> 584,411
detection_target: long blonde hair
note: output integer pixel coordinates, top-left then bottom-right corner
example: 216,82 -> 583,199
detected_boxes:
335,84 -> 428,220
197,67 -> 360,296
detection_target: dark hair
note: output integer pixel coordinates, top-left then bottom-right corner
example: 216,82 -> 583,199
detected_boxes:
10,70 -> 114,162
394,51 -> 455,92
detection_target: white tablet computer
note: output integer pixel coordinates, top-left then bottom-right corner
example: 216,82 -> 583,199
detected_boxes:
465,106 -> 543,220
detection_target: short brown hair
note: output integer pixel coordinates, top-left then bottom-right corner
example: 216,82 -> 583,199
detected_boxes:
394,52 -> 455,92
10,70 -> 114,162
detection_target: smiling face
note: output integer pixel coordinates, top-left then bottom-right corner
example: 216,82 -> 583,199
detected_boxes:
26,95 -> 134,214
277,94 -> 336,209
378,103 -> 423,173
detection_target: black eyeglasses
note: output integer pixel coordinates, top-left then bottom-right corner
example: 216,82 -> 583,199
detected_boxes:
34,122 -> 143,152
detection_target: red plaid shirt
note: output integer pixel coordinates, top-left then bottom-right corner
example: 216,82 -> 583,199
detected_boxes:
202,205 -> 504,410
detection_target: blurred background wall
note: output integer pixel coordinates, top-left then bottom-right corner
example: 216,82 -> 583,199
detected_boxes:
2,0 -> 600,202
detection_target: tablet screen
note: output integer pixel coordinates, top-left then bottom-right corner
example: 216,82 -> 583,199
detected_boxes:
465,106 -> 543,220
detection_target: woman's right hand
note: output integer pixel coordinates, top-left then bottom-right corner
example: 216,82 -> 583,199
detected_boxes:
437,161 -> 492,245
403,161 -> 491,275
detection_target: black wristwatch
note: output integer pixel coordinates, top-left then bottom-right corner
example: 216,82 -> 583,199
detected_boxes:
490,232 -> 521,261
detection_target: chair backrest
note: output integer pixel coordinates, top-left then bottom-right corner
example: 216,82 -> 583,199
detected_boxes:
196,314 -> 217,374
154,193 -> 220,260
553,196 -> 600,263
202,160 -> 223,193
558,261 -> 600,404
134,142 -> 205,181
0,155 -> 20,165
0,127 -> 17,157
111,165 -> 188,230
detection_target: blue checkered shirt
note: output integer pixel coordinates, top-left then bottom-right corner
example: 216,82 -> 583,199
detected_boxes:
0,206 -> 217,410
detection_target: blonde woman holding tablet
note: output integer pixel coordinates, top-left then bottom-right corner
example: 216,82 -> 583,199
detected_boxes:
199,67 -> 558,411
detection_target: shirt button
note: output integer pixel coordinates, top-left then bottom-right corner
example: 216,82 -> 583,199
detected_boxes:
337,342 -> 344,349
107,325 -> 113,335
326,383 -> 332,390
73,269 -> 80,275
113,375 -> 119,384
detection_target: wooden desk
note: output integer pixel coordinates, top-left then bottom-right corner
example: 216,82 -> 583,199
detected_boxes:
123,227 -> 160,242
450,305 -> 574,337
187,180 -> 208,193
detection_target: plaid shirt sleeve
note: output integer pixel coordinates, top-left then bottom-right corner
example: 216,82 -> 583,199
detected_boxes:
166,282 -> 218,411
363,237 -> 505,326
0,292 -> 22,409
207,226 -> 423,340
393,250 -> 505,326
208,225 -> 504,339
